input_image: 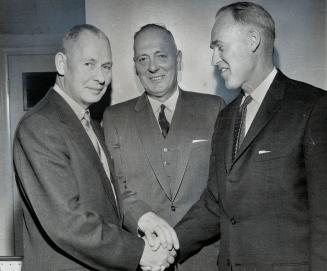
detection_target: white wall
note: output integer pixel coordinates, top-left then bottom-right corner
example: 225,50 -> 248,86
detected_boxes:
86,0 -> 326,104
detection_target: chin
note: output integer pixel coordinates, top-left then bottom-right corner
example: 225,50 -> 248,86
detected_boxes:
87,95 -> 104,104
224,81 -> 234,90
224,80 -> 241,90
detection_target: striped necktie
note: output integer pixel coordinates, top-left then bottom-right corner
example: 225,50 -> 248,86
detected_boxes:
81,110 -> 118,204
232,94 -> 252,160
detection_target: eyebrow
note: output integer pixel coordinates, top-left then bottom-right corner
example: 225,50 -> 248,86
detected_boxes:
135,49 -> 166,57
84,57 -> 112,65
84,57 -> 96,62
102,61 -> 112,66
154,50 -> 166,54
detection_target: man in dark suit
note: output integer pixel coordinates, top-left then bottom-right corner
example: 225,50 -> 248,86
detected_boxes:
13,24 -> 176,271
103,24 -> 224,271
175,2 -> 327,271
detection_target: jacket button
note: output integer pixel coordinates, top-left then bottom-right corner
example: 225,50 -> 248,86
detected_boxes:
171,205 -> 176,211
230,217 -> 237,225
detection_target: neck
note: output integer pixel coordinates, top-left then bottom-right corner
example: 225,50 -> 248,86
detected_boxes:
147,87 -> 177,103
55,75 -> 65,90
55,76 -> 89,109
242,58 -> 274,94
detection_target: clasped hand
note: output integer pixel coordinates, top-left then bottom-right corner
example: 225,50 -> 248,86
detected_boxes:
140,236 -> 176,271
138,212 -> 179,271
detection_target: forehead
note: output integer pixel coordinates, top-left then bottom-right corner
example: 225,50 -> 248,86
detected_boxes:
134,29 -> 175,54
68,31 -> 112,59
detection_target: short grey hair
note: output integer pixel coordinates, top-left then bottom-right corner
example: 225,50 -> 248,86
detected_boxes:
216,2 -> 275,46
60,24 -> 110,55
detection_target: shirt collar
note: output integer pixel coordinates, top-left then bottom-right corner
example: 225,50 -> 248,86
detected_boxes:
245,67 -> 277,104
147,87 -> 180,113
53,84 -> 86,121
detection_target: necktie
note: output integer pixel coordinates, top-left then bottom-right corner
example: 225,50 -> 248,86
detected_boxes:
158,104 -> 170,138
81,110 -> 102,157
232,94 -> 252,160
81,110 -> 118,204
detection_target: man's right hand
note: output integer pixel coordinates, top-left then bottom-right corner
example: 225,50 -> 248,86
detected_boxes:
140,237 -> 176,271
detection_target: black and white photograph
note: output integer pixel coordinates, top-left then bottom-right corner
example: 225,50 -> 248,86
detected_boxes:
0,0 -> 326,270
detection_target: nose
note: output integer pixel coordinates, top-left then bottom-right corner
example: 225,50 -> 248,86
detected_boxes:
94,67 -> 105,84
148,58 -> 159,73
211,47 -> 222,66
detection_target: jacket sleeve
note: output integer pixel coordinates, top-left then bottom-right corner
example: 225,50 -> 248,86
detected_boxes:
14,114 -> 144,271
174,116 -> 222,262
304,94 -> 327,270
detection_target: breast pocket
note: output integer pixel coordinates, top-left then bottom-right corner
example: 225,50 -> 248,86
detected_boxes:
253,142 -> 293,162
191,140 -> 209,149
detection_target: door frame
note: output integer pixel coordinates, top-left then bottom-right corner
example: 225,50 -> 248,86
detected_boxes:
0,47 -> 57,256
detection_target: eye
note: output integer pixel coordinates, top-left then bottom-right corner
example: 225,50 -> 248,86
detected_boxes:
103,64 -> 112,71
137,56 -> 149,64
85,62 -> 95,68
157,54 -> 167,59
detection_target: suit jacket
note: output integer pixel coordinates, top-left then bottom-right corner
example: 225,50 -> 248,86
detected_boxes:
13,88 -> 144,271
175,71 -> 327,271
103,89 -> 224,271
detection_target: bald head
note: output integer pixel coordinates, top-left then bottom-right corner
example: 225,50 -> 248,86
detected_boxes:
133,24 -> 178,55
132,24 -> 182,102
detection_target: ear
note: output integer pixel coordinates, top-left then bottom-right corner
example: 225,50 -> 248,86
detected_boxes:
55,52 -> 67,75
248,29 -> 261,52
132,56 -> 139,76
176,50 -> 182,71
134,65 -> 139,77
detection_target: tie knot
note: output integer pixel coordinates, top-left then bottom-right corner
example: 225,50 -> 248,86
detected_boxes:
160,104 -> 166,112
242,95 -> 252,107
82,109 -> 91,124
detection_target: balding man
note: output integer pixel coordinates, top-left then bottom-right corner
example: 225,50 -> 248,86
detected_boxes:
103,24 -> 224,271
13,24 -> 176,271
175,2 -> 327,270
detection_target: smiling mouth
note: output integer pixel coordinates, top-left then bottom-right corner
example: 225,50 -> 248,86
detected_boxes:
88,87 -> 104,92
149,75 -> 165,81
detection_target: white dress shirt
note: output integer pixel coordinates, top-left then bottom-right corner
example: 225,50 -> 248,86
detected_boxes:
243,67 -> 277,135
148,88 -> 180,128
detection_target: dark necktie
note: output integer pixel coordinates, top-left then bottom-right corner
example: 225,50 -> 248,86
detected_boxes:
232,94 -> 252,160
158,104 -> 170,138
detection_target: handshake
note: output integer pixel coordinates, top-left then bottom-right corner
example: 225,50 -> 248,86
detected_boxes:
138,212 -> 180,271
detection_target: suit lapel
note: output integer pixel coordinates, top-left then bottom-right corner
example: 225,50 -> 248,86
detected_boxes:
232,71 -> 285,164
50,90 -> 100,164
92,121 -> 122,219
169,90 -> 196,200
134,93 -> 173,200
49,90 -> 121,218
